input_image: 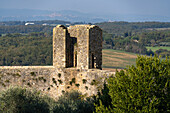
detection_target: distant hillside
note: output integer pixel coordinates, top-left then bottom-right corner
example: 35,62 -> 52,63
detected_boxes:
0,8 -> 106,23
1,8 -> 170,23
96,21 -> 170,58
0,20 -> 71,26
0,25 -> 53,34
96,22 -> 170,34
0,20 -> 84,34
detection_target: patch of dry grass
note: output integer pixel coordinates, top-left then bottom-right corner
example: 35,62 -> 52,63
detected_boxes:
102,49 -> 137,70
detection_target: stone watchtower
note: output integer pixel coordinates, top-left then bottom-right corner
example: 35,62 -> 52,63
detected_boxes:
0,24 -> 114,98
53,25 -> 102,69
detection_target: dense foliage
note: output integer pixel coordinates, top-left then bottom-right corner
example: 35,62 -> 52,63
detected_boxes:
0,32 -> 52,66
99,22 -> 170,57
53,91 -> 95,113
97,22 -> 170,34
0,87 -> 95,113
155,49 -> 170,58
139,31 -> 170,46
0,25 -> 53,34
0,87 -> 51,113
95,55 -> 170,112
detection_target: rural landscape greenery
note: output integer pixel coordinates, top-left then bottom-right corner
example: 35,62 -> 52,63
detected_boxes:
0,21 -> 170,66
0,20 -> 169,112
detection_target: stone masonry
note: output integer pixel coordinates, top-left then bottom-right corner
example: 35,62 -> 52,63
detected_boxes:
0,25 -> 114,99
53,25 -> 102,69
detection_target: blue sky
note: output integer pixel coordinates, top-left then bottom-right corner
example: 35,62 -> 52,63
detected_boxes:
1,0 -> 170,16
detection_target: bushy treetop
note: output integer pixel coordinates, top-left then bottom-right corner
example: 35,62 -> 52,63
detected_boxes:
95,55 -> 169,113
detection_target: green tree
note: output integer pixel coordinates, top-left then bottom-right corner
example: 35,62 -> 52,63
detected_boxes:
0,87 -> 50,113
95,55 -> 170,113
53,91 -> 95,113
0,87 -> 95,113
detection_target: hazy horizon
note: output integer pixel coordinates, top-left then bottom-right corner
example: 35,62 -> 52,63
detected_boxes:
1,0 -> 170,22
1,0 -> 170,17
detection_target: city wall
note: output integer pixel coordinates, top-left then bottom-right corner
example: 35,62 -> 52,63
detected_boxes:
0,66 -> 114,98
0,25 -> 114,99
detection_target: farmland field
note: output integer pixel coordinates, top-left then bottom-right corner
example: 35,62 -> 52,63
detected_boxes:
146,46 -> 170,52
102,49 -> 137,70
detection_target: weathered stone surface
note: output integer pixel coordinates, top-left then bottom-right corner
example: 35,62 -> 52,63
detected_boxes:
0,25 -> 114,99
54,25 -> 103,69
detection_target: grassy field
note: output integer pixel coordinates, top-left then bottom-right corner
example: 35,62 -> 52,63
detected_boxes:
102,49 -> 137,70
146,46 -> 170,52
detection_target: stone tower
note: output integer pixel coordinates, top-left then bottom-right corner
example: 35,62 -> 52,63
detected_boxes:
53,25 -> 102,69
0,24 -> 114,99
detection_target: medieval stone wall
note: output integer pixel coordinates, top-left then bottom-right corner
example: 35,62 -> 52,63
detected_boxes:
53,25 -> 67,67
68,25 -> 89,69
0,66 -> 54,94
0,25 -> 114,99
0,66 -> 114,98
89,26 -> 102,69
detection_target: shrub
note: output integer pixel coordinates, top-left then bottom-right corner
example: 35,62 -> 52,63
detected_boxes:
0,87 -> 50,113
82,79 -> 87,84
0,87 -> 96,113
95,55 -> 170,113
58,73 -> 61,78
52,78 -> 57,85
90,79 -> 99,86
72,78 -> 76,83
30,72 -> 36,76
53,91 -> 95,113
75,83 -> 80,87
58,79 -> 63,84
85,86 -> 88,90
